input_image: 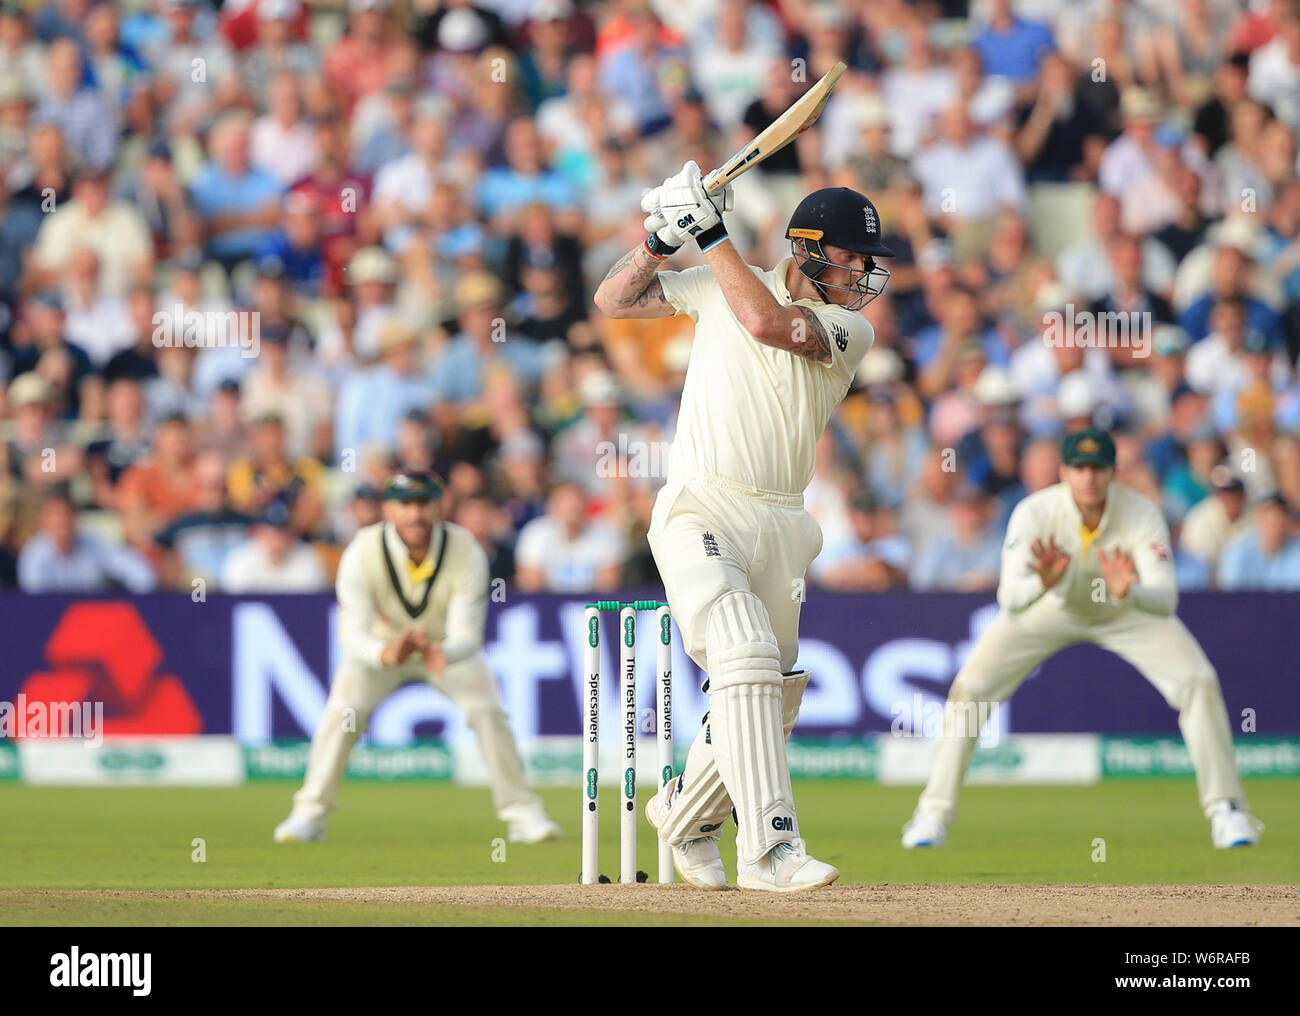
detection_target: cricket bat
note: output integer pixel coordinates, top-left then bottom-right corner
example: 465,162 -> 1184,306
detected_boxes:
704,61 -> 846,193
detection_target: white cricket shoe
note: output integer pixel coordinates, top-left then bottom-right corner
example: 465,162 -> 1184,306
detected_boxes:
645,784 -> 727,891
1210,801 -> 1262,849
901,811 -> 948,849
505,805 -> 561,844
736,840 -> 839,893
273,813 -> 325,843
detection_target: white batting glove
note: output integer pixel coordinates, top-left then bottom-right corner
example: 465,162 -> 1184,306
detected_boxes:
638,183 -> 679,247
638,184 -> 680,249
662,160 -> 734,214
640,186 -> 662,228
657,160 -> 734,248
705,174 -> 735,214
640,185 -> 663,218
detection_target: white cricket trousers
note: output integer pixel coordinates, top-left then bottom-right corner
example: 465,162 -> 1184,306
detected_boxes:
646,477 -> 823,859
291,652 -> 540,822
648,479 -> 821,672
916,599 -> 1247,824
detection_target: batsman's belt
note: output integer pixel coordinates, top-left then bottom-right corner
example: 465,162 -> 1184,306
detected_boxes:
672,471 -> 804,508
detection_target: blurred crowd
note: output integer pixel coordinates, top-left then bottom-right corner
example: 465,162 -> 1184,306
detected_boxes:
3,0 -> 1300,595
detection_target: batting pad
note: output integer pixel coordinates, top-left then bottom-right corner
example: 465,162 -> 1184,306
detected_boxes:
780,670 -> 811,730
656,671 -> 812,846
657,739 -> 734,844
709,681 -> 799,864
703,589 -> 781,691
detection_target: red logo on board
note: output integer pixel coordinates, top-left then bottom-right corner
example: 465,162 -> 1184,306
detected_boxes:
17,603 -> 201,736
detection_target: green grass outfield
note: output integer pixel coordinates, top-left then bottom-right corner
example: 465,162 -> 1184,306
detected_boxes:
0,780 -> 1295,925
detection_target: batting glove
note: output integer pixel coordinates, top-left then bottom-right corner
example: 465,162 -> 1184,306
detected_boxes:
658,160 -> 733,251
635,184 -> 678,255
640,186 -> 663,229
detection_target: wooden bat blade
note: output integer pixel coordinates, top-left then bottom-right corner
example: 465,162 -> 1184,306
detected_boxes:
705,61 -> 846,192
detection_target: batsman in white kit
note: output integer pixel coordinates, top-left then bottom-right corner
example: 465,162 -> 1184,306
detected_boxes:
273,469 -> 559,845
595,167 -> 894,891
901,430 -> 1263,851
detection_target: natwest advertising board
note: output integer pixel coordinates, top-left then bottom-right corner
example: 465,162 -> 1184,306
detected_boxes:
1,592 -> 1297,744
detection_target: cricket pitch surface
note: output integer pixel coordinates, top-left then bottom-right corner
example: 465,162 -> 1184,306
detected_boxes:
6,883 -> 1297,926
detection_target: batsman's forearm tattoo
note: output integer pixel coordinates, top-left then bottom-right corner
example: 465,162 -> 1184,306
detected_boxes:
602,246 -> 668,311
791,307 -> 833,364
602,247 -> 638,282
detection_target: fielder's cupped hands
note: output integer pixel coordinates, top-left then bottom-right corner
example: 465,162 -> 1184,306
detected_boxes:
409,629 -> 447,676
380,628 -> 423,668
642,160 -> 734,246
1029,536 -> 1071,589
1097,546 -> 1137,600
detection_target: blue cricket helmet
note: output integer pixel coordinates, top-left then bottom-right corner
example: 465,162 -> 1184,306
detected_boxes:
787,187 -> 893,310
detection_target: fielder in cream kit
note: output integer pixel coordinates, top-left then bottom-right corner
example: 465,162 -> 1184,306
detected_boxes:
595,168 -> 894,891
273,469 -> 559,845
901,430 -> 1263,851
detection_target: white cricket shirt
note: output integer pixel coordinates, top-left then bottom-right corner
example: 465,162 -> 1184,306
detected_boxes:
658,256 -> 875,497
335,520 -> 489,670
998,481 -> 1178,619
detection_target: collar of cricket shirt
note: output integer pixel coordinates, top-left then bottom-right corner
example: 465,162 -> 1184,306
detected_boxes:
381,521 -> 447,618
772,256 -> 798,304
776,255 -> 837,308
1063,483 -> 1113,541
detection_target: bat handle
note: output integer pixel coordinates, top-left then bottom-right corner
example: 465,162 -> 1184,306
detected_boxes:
703,170 -> 724,193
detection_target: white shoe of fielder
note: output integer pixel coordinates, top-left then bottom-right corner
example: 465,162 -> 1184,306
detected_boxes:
736,840 -> 839,893
273,813 -> 325,843
504,804 -> 562,844
645,783 -> 727,891
1210,800 -> 1262,849
901,811 -> 948,849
